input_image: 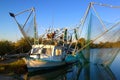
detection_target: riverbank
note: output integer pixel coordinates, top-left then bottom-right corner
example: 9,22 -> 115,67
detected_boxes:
0,58 -> 27,74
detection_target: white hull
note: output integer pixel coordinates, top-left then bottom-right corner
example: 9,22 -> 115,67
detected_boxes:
23,58 -> 66,72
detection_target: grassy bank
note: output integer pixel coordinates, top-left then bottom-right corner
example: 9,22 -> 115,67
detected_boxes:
0,59 -> 27,75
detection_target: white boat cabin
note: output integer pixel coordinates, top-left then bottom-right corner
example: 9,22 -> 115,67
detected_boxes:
29,44 -> 65,61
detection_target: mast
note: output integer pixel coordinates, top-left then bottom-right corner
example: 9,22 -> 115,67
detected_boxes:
33,8 -> 39,45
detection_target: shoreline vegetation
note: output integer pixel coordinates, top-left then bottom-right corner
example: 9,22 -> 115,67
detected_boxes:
0,58 -> 27,80
0,59 -> 27,74
0,38 -> 120,56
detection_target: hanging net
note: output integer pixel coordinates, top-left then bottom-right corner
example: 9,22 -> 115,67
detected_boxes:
22,18 -> 35,40
78,3 -> 120,66
10,8 -> 38,45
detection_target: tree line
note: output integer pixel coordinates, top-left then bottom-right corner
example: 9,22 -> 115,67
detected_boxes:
0,38 -> 31,56
0,37 -> 120,56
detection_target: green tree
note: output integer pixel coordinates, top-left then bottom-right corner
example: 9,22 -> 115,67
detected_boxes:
15,38 -> 32,53
0,40 -> 15,56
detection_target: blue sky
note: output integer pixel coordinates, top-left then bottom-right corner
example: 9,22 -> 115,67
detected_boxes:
0,0 -> 120,42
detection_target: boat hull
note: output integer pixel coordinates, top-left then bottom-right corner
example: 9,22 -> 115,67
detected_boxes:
23,58 -> 67,72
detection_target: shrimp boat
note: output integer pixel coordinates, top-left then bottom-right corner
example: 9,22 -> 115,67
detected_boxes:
23,44 -> 78,72
9,8 -> 79,72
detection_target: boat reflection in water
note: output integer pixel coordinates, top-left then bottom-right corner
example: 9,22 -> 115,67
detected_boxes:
23,63 -> 81,80
23,62 -> 117,80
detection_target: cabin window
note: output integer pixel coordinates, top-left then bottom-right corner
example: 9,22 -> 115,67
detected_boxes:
31,48 -> 39,54
55,49 -> 62,56
41,48 -> 52,56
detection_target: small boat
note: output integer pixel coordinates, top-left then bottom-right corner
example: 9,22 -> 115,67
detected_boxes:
23,44 -> 78,72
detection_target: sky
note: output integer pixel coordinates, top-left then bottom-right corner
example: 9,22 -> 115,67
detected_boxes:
0,0 -> 120,42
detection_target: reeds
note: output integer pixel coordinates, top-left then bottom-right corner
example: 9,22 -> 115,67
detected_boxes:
0,59 -> 27,75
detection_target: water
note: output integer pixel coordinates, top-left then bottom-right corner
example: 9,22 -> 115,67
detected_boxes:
24,63 -> 119,80
110,51 -> 120,80
2,48 -> 120,80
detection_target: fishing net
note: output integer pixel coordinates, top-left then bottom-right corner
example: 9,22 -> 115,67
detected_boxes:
22,19 -> 34,39
10,8 -> 38,45
78,3 -> 120,66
